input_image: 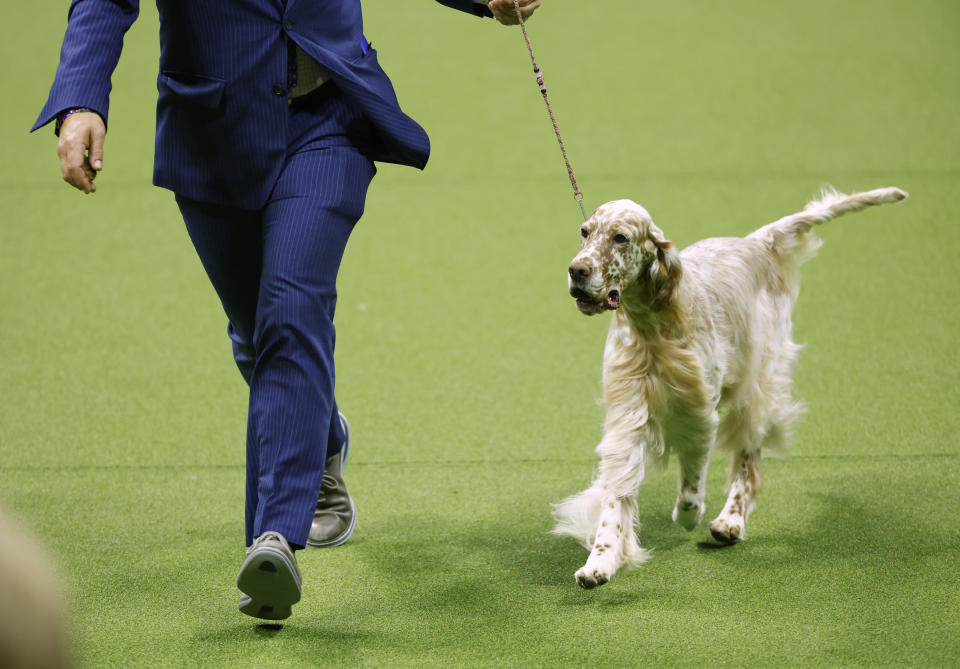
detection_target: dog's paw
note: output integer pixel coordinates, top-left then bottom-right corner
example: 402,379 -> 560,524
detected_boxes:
708,514 -> 744,544
575,565 -> 610,589
672,499 -> 705,531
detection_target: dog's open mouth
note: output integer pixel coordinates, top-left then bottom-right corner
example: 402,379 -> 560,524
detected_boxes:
571,288 -> 620,314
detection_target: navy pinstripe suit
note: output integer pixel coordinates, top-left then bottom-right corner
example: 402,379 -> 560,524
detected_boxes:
34,0 -> 493,548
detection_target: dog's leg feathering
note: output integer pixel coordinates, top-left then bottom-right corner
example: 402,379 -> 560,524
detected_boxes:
552,430 -> 652,588
574,495 -> 636,589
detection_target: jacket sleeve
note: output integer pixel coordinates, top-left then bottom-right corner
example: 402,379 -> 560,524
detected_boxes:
31,0 -> 140,132
434,0 -> 494,19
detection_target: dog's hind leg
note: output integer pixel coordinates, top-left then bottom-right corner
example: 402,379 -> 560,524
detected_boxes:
710,337 -> 804,543
709,406 -> 764,543
709,448 -> 761,544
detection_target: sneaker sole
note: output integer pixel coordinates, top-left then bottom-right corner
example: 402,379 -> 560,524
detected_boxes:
238,594 -> 292,621
236,546 -> 301,620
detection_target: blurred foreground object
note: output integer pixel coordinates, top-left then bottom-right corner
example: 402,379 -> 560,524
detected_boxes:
0,506 -> 69,669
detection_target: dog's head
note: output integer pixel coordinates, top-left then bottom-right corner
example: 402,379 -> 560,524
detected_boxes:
568,199 -> 682,315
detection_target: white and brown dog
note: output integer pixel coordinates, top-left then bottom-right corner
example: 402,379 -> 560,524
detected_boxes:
554,186 -> 907,588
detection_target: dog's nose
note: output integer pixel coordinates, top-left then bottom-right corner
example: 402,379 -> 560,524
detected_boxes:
569,261 -> 592,281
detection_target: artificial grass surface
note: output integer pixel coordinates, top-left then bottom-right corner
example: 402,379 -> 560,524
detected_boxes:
2,1 -> 959,667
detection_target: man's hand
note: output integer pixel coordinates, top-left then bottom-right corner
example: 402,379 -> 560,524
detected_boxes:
488,0 -> 541,26
57,112 -> 105,194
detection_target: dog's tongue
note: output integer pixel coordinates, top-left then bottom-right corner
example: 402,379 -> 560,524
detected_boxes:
605,291 -> 621,310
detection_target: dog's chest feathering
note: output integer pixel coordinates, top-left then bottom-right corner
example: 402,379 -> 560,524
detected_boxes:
601,307 -> 720,430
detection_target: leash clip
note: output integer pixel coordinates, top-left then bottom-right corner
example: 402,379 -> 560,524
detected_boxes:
575,193 -> 587,221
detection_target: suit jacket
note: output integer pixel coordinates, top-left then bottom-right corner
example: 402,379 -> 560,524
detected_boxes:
33,0 -> 492,208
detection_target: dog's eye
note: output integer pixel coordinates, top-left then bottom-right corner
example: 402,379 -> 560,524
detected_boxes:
613,233 -> 628,244
580,227 -> 589,239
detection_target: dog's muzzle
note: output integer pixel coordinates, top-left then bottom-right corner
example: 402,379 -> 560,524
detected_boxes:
570,287 -> 620,314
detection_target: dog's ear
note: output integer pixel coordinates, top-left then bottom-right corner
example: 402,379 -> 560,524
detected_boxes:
641,225 -> 682,311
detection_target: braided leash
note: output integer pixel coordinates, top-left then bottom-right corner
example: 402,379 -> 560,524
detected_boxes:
511,0 -> 588,221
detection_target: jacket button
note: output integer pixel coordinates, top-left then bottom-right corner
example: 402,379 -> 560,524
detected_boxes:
272,84 -> 285,96
285,20 -> 294,30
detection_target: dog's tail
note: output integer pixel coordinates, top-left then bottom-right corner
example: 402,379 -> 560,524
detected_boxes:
750,186 -> 908,267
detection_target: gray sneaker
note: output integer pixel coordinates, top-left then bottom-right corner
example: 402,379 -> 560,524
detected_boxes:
237,531 -> 302,620
306,412 -> 357,548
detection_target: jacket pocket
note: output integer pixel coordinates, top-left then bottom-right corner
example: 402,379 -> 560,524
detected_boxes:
158,72 -> 226,110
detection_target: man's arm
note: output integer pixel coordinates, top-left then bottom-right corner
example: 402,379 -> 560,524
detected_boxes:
33,0 -> 140,193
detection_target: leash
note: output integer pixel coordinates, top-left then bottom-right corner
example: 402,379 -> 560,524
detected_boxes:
511,0 -> 588,222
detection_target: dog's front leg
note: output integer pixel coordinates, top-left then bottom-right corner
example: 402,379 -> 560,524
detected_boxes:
575,495 -> 632,589
672,454 -> 710,530
671,411 -> 719,530
573,430 -> 650,589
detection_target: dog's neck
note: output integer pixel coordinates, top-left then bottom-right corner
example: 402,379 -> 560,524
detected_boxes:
617,280 -> 689,342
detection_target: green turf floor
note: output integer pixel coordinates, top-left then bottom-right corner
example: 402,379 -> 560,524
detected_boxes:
2,1 -> 959,667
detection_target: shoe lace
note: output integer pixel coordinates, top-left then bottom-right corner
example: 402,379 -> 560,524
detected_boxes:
247,531 -> 287,555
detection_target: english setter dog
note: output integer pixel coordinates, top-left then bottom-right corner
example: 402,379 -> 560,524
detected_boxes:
554,186 -> 908,588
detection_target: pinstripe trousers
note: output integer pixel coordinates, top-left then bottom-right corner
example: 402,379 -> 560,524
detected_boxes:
175,85 -> 376,548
